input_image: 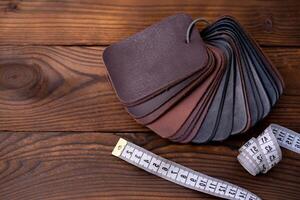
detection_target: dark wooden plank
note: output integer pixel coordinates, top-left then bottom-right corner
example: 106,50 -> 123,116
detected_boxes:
0,131 -> 299,200
0,46 -> 299,132
0,0 -> 300,46
0,46 -> 144,132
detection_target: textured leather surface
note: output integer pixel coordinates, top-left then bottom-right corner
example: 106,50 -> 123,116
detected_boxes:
169,46 -> 225,142
102,13 -> 284,144
103,13 -> 208,105
148,47 -> 220,137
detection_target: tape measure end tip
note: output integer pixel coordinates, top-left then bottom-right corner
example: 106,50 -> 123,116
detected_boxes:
112,138 -> 127,157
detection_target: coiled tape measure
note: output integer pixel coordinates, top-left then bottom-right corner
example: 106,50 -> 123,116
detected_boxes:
238,124 -> 300,176
112,124 -> 299,199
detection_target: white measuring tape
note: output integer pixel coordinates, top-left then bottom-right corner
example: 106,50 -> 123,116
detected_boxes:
112,124 -> 299,199
238,124 -> 300,176
112,139 -> 260,200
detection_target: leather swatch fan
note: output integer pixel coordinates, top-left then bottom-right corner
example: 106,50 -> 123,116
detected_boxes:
103,13 -> 284,143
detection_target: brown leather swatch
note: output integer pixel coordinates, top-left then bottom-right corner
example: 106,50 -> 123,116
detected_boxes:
103,13 -> 208,105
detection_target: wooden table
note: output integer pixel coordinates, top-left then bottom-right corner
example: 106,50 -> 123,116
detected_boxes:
0,1 -> 299,199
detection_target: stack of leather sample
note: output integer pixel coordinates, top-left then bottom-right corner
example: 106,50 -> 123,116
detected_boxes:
103,14 -> 284,143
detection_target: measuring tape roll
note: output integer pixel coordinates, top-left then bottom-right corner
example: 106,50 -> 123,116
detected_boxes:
238,124 -> 300,176
112,138 -> 260,200
112,124 -> 299,199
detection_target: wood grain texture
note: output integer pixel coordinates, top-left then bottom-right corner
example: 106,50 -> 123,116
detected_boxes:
0,131 -> 299,200
0,46 -> 144,132
0,46 -> 299,132
0,1 -> 299,199
0,0 -> 300,46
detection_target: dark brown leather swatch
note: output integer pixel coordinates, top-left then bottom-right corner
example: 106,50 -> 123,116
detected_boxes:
103,13 -> 208,105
